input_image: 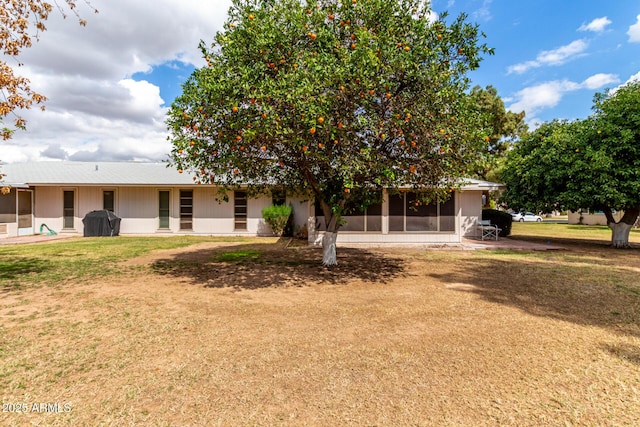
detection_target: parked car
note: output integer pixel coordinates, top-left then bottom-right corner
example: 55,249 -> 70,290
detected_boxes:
511,212 -> 543,222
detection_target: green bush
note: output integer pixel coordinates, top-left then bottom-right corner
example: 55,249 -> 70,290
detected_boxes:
262,204 -> 293,236
482,209 -> 512,237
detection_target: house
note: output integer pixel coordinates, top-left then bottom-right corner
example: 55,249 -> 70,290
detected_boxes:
567,209 -> 623,226
0,162 -> 503,244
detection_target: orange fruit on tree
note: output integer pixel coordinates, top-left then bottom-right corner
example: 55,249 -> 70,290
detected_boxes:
310,127 -> 316,134
318,117 -> 325,124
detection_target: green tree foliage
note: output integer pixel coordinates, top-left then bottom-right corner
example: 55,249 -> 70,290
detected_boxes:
167,0 -> 494,265
500,80 -> 640,247
468,85 -> 527,180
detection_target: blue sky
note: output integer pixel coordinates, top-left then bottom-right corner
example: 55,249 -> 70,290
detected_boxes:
4,0 -> 640,163
439,0 -> 640,125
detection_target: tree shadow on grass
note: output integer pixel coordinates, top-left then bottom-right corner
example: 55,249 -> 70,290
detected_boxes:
601,342 -> 640,366
150,242 -> 409,290
0,257 -> 52,292
431,244 -> 640,338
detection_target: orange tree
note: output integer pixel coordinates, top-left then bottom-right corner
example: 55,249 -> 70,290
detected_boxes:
501,80 -> 640,248
167,0 -> 494,265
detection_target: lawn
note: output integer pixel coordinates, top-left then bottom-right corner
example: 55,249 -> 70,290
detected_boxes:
1,226 -> 639,426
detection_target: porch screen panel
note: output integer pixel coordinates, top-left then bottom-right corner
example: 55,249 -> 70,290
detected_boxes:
18,191 -> 32,228
366,201 -> 382,232
388,193 -> 405,231
180,190 -> 193,230
0,189 -> 16,223
404,192 -> 437,231
439,196 -> 456,231
341,198 -> 364,232
63,190 -> 74,229
159,191 -> 170,229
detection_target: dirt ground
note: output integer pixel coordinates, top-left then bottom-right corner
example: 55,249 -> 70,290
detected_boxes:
1,240 -> 639,426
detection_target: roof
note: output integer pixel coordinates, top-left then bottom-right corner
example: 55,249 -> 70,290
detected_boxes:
459,178 -> 505,191
1,161 -> 197,186
1,161 -> 505,190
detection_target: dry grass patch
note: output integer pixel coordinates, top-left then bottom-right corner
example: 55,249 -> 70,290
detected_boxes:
1,237 -> 639,426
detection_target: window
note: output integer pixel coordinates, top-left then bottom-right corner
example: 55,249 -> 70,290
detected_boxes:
179,190 -> 193,230
63,190 -> 75,229
234,191 -> 247,230
389,191 -> 455,232
272,189 -> 286,206
103,190 -> 115,212
159,191 -> 170,229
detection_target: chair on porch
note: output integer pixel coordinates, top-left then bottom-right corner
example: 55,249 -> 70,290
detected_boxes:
476,219 -> 501,241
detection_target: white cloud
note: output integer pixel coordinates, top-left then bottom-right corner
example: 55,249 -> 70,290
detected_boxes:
610,71 -> 640,94
578,17 -> 612,33
628,14 -> 640,42
472,0 -> 493,21
507,74 -> 620,117
582,73 -> 620,90
507,39 -> 589,74
626,71 -> 640,83
4,0 -> 233,163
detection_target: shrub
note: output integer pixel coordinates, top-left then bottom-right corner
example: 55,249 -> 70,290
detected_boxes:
262,204 -> 293,236
482,209 -> 512,237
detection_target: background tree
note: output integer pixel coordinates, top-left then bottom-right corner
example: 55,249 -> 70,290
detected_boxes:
1,0 -> 97,193
500,80 -> 640,247
167,0 -> 494,265
468,85 -> 527,181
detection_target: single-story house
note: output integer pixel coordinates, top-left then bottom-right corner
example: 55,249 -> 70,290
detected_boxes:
567,209 -> 624,226
0,162 -> 503,244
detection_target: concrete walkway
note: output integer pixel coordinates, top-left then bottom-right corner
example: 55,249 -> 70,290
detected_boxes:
0,233 -> 80,245
461,237 -> 564,251
0,233 -> 563,251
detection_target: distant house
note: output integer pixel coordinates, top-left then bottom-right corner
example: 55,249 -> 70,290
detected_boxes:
0,162 -> 503,244
567,209 -> 623,226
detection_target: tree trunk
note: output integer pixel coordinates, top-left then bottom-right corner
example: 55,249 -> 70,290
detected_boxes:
610,222 -> 633,248
322,231 -> 338,267
321,208 -> 342,267
606,207 -> 639,248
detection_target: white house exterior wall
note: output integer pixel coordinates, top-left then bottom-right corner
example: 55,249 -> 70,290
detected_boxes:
1,162 -> 499,242
33,187 -> 66,233
460,191 -> 483,237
